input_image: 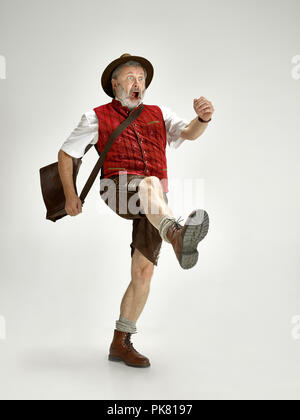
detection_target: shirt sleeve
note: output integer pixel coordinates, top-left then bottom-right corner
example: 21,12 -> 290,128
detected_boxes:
60,110 -> 99,158
159,105 -> 189,149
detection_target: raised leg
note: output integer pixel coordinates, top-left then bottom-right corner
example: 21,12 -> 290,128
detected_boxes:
137,176 -> 210,270
137,176 -> 175,229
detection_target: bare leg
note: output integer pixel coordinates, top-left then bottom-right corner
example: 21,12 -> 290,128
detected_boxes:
120,248 -> 154,323
138,176 -> 175,230
118,177 -> 175,323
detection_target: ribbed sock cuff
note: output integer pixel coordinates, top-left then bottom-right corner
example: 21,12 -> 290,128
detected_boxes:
158,215 -> 176,243
116,315 -> 137,334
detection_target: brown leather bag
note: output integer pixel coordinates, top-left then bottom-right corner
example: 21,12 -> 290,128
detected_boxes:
39,104 -> 144,222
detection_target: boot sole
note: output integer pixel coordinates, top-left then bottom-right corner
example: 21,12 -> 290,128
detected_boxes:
179,209 -> 209,270
108,355 -> 151,368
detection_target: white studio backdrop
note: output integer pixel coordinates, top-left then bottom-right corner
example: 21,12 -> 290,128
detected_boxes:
0,0 -> 300,400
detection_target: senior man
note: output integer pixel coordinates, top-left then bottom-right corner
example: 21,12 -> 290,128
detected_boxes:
58,53 -> 214,368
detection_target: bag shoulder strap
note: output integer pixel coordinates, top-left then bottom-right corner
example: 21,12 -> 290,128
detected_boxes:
79,104 -> 144,204
82,142 -> 95,155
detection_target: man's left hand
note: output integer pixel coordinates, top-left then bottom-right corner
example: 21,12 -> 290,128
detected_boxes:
193,97 -> 214,122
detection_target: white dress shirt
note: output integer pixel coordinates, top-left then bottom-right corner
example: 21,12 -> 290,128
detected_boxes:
60,104 -> 189,158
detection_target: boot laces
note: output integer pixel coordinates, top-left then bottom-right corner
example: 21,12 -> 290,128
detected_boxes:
124,333 -> 136,352
172,216 -> 184,231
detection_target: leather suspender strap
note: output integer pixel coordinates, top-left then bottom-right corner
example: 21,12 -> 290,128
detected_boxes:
79,104 -> 144,205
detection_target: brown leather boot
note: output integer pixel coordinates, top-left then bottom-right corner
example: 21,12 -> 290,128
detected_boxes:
108,329 -> 150,368
166,209 -> 209,270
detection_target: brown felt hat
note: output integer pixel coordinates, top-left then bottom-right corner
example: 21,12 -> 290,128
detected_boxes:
101,53 -> 154,98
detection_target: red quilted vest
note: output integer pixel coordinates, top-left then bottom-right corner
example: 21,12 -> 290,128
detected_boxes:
93,99 -> 169,192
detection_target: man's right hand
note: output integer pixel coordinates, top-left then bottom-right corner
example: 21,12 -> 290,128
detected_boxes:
65,194 -> 82,216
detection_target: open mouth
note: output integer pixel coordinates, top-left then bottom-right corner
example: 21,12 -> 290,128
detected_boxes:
130,91 -> 140,99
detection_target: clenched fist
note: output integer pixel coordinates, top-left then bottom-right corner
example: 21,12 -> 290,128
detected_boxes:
194,97 -> 214,122
65,194 -> 82,217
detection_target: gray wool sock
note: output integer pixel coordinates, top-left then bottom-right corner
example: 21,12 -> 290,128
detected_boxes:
116,315 -> 137,334
158,215 -> 176,243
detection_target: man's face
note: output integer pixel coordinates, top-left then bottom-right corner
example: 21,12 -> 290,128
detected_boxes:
112,65 -> 146,109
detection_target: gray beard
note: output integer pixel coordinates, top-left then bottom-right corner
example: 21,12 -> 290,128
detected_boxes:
115,85 -> 145,110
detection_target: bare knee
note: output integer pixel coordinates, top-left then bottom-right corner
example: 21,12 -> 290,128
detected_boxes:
132,266 -> 154,288
132,260 -> 154,282
131,249 -> 154,285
